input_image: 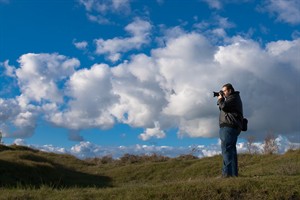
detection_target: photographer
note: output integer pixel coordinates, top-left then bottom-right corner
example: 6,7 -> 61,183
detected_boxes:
216,83 -> 243,177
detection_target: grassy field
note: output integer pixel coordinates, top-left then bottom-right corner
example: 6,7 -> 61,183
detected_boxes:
0,144 -> 299,200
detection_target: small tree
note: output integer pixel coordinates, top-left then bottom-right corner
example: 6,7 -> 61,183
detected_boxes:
263,133 -> 278,154
246,136 -> 258,154
190,144 -> 200,155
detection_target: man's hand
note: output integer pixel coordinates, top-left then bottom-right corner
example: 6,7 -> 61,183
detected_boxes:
217,93 -> 224,100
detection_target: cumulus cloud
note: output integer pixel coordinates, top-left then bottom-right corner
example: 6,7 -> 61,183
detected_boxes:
214,38 -> 300,139
1,53 -> 80,139
95,18 -> 152,62
263,0 -> 300,25
128,34 -> 297,140
16,53 -> 80,103
70,141 -> 101,158
47,63 -> 118,131
99,32 -> 299,141
110,53 -> 168,130
0,97 -> 38,138
139,122 -> 166,141
1,31 -> 299,142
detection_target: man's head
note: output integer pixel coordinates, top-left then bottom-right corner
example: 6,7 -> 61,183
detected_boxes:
222,83 -> 235,97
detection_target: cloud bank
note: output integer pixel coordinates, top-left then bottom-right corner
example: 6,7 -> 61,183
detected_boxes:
1,26 -> 299,142
12,134 -> 300,159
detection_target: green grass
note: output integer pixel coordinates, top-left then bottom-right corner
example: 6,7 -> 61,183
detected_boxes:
0,145 -> 299,200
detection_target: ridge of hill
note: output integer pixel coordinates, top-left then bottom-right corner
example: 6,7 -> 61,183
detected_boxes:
0,144 -> 299,200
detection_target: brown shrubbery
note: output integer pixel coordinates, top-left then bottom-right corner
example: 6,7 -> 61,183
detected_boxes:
86,153 -> 171,165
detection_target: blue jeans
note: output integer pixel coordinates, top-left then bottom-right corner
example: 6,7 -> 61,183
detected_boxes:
219,127 -> 240,177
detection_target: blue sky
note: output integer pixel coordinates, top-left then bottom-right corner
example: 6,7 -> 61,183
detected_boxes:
0,0 -> 299,158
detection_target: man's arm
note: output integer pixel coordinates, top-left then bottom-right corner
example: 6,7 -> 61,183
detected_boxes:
217,95 -> 236,112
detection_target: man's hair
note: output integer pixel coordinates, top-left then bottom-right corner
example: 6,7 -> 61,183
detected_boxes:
223,83 -> 235,92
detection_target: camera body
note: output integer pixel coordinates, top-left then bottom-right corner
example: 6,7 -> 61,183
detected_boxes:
213,90 -> 224,97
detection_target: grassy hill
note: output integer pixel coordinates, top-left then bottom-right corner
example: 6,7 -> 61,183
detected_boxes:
0,144 -> 299,200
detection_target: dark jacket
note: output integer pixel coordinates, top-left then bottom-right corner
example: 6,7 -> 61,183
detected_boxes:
217,91 -> 243,129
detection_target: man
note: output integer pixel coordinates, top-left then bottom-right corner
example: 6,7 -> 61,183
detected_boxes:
217,83 -> 243,177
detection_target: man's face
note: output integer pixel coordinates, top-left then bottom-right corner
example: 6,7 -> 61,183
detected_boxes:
222,87 -> 231,98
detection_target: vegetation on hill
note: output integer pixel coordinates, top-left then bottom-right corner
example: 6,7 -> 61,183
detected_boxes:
0,144 -> 299,200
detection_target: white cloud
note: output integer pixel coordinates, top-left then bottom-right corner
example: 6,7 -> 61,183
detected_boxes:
193,15 -> 235,43
263,0 -> 300,25
110,53 -> 167,129
201,0 -> 300,25
125,33 -> 299,140
266,39 -> 300,69
16,53 -> 80,103
95,18 -> 152,62
139,122 -> 166,141
13,138 -> 26,146
151,33 -> 220,138
69,141 -> 197,158
178,118 -> 218,138
0,60 -> 16,77
80,0 -> 131,14
214,38 -> 300,138
70,141 -> 101,158
12,142 -> 69,154
1,53 -> 80,139
79,0 -> 131,24
38,144 -> 68,154
8,135 -> 297,159
87,14 -> 111,24
216,16 -> 235,29
111,0 -> 130,11
2,31 -> 300,143
0,97 -> 38,138
47,63 -> 118,131
73,40 -> 88,50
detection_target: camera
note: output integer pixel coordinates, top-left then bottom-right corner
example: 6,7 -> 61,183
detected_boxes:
213,90 -> 224,97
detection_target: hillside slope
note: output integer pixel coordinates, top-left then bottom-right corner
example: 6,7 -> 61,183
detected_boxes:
0,145 -> 111,188
0,144 -> 299,200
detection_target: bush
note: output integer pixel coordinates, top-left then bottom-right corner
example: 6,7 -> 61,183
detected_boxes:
118,153 -> 169,164
85,155 -> 114,165
176,154 -> 198,160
